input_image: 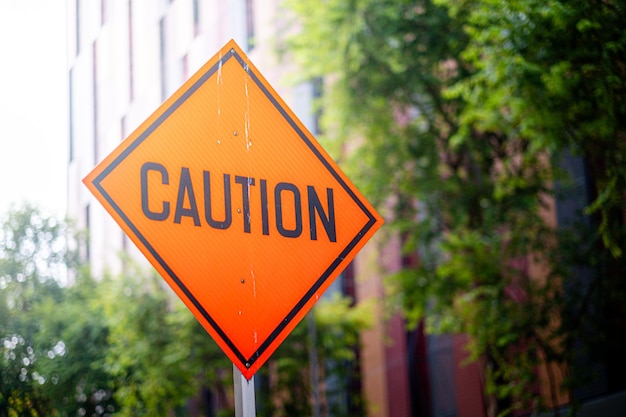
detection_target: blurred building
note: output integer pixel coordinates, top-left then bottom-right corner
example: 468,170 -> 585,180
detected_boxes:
66,0 -> 395,415
67,0 -> 300,277
66,1 -> 626,417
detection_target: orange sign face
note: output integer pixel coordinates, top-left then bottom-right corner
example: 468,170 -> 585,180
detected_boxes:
83,40 -> 383,379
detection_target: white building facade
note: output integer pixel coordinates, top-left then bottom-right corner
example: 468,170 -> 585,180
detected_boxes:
67,0 -> 319,278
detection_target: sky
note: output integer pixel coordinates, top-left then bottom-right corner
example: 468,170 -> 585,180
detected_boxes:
0,0 -> 68,219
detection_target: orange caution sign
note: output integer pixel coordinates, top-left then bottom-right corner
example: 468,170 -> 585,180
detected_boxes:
83,40 -> 383,379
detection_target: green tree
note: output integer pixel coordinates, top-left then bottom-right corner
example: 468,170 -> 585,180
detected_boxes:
283,0 -> 626,415
435,0 -> 626,411
0,204 -> 114,417
97,264 -> 233,417
0,205 -> 372,417
0,205 -> 68,416
98,261 -> 369,417
33,268 -> 116,417
256,293 -> 371,417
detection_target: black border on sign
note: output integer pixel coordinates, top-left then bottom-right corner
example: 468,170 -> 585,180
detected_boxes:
92,48 -> 379,370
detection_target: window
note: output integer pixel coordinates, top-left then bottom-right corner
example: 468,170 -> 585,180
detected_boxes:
341,262 -> 356,301
121,115 -> 127,141
128,0 -> 135,101
92,40 -> 99,164
68,69 -> 74,162
75,0 -> 81,54
193,0 -> 200,36
181,53 -> 189,82
101,0 -> 107,26
159,16 -> 167,102
245,0 -> 254,51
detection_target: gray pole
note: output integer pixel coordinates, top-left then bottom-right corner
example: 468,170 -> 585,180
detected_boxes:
233,364 -> 256,417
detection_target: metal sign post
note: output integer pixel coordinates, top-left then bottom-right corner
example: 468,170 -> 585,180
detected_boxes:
234,364 -> 256,417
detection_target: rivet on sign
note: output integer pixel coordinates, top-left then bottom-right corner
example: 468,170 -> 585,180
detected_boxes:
233,131 -> 238,136
241,279 -> 245,284
245,362 -> 250,368
237,208 -> 241,213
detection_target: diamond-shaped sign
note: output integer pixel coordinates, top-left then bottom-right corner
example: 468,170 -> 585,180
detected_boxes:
83,40 -> 383,379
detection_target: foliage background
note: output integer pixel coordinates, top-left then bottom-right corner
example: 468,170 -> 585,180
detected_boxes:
283,0 -> 626,415
0,205 -> 369,417
2,1 -> 625,416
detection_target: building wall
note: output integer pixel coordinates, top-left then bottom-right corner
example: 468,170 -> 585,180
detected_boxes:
357,232 -> 415,417
67,0 -> 317,279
